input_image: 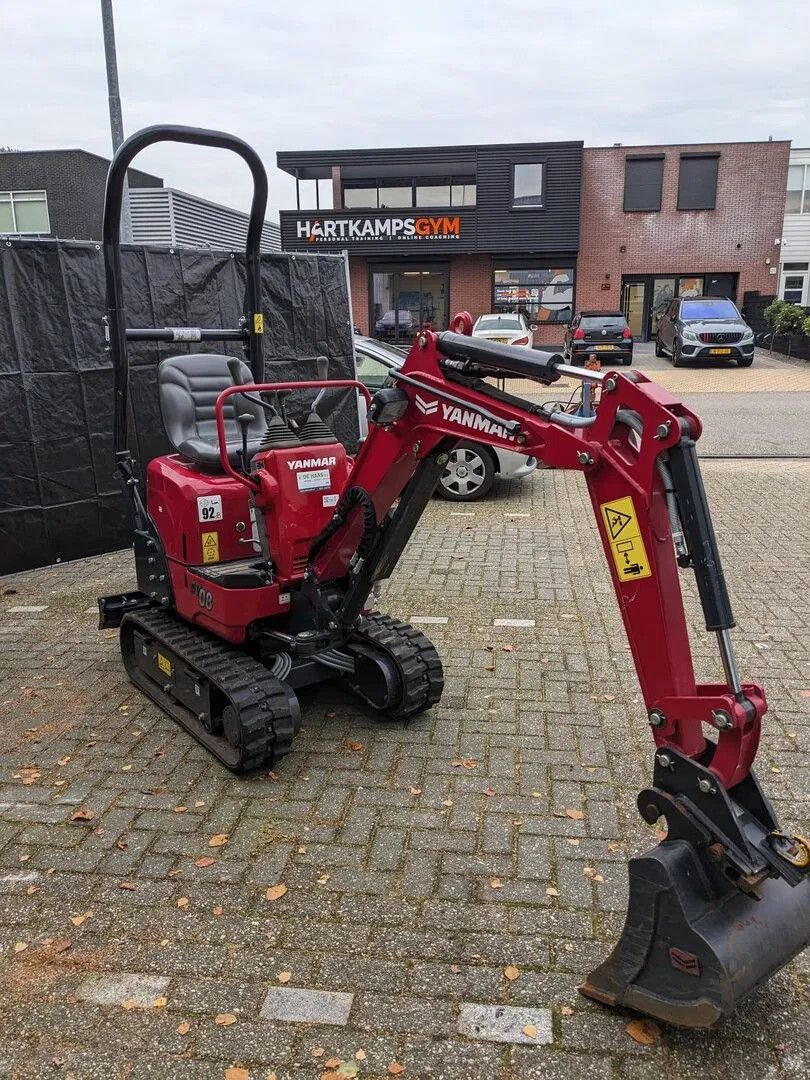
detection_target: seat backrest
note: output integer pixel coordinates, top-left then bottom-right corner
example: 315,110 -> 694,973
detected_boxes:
158,353 -> 265,467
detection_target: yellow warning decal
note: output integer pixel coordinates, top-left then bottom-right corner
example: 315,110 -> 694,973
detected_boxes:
253,312 -> 264,334
201,531 -> 220,564
600,495 -> 652,582
157,652 -> 173,677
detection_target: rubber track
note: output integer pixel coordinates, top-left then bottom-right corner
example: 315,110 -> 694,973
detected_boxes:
351,612 -> 444,719
120,608 -> 298,773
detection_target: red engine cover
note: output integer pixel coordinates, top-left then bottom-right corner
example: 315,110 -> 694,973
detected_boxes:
252,441 -> 352,582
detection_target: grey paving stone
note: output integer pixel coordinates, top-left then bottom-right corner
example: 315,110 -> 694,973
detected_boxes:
457,1001 -> 553,1044
259,985 -> 354,1026
74,972 -> 171,1007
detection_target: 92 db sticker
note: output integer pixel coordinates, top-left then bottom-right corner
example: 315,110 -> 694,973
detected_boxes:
600,496 -> 652,581
197,495 -> 222,523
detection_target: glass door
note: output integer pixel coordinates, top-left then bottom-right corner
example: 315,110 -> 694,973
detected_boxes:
622,282 -> 646,339
651,278 -> 676,338
371,268 -> 448,344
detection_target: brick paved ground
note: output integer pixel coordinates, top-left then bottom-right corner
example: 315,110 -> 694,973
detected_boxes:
1,459 -> 809,1079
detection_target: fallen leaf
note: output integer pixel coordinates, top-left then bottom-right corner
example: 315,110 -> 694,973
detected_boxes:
324,1060 -> 341,1070
214,1012 -> 237,1026
265,884 -> 288,902
152,996 -> 168,1008
195,800 -> 205,807
502,644 -> 514,652
195,857 -> 216,869
607,842 -> 620,853
564,808 -> 585,821
483,787 -> 496,797
462,759 -> 477,769
160,939 -> 171,946
450,964 -> 461,973
121,998 -> 139,1010
387,1064 -> 405,1076
602,693 -> 616,702
50,939 -> 71,953
311,1047 -> 325,1057
408,786 -> 422,796
489,877 -> 505,889
441,798 -> 453,807
176,897 -> 190,909
70,808 -> 94,823
276,971 -> 292,984
118,882 -> 136,891
121,764 -> 132,772
531,791 -> 542,798
523,1024 -> 538,1039
174,806 -> 188,814
297,846 -> 307,854
116,838 -> 128,851
13,941 -> 28,954
317,873 -> 331,885
484,665 -> 495,672
212,907 -> 224,917
625,1018 -> 661,1045
561,1005 -> 574,1016
224,1070 -> 250,1080
68,911 -> 92,927
26,885 -> 38,896
344,740 -> 364,752
450,759 -> 463,767
177,1021 -> 191,1035
504,965 -> 520,981
355,1050 -> 367,1061
336,1064 -> 359,1079
545,886 -> 559,897
57,756 -> 71,766
208,833 -> 229,848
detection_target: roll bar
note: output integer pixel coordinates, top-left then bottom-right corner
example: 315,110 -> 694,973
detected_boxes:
435,330 -> 564,384
102,124 -> 269,457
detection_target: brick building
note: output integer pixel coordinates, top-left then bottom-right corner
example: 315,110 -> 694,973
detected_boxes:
277,137 -> 789,344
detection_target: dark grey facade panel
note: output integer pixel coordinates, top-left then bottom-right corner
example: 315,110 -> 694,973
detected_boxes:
677,154 -> 719,210
623,156 -> 664,212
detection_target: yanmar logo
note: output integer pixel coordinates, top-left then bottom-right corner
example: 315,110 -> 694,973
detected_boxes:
296,216 -> 461,243
287,456 -> 337,470
415,398 -> 516,442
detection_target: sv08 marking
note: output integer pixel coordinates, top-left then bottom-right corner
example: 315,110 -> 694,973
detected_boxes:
190,582 -> 214,610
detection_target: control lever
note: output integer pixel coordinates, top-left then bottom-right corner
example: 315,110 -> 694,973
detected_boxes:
236,412 -> 253,474
226,358 -> 277,416
312,355 -> 329,413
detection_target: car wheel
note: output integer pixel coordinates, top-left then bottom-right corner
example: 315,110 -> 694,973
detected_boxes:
737,354 -> 754,367
436,442 -> 495,501
622,355 -> 632,366
672,340 -> 684,368
654,337 -> 665,357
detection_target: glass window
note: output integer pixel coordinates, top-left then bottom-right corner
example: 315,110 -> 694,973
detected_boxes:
343,186 -> 378,209
783,261 -> 809,271
512,163 -> 544,207
493,266 -> 573,323
0,190 -> 50,234
476,315 -> 523,330
378,185 -> 412,208
624,157 -> 664,212
580,315 -> 628,330
415,183 -> 450,206
677,155 -> 719,210
786,164 -> 805,215
678,276 -> 704,297
355,348 -> 393,390
451,182 -> 476,206
681,299 -> 739,320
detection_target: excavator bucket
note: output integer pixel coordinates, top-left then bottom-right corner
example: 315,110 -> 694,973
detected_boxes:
580,838 -> 810,1028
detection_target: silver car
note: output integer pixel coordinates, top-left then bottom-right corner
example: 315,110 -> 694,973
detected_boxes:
655,297 -> 755,367
354,335 -> 537,501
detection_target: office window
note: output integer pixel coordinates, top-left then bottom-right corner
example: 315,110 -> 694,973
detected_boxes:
451,181 -> 476,206
623,156 -> 664,211
512,163 -> 544,207
786,164 -> 810,214
415,182 -> 451,206
492,266 -> 573,323
378,185 -> 412,208
677,154 -> 719,210
0,190 -> 50,234
343,186 -> 378,209
781,261 -> 809,304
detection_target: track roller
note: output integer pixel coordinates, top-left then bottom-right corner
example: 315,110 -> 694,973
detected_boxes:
119,608 -> 300,773
345,612 -> 444,719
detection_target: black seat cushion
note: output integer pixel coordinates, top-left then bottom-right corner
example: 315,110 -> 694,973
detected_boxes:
158,354 -> 265,469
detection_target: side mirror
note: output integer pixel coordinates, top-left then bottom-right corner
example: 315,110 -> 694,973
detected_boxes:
529,323 -> 539,331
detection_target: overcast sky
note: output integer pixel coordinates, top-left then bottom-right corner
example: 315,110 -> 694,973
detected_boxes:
3,0 -> 808,220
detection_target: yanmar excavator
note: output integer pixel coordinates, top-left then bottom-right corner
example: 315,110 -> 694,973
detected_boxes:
99,126 -> 809,1030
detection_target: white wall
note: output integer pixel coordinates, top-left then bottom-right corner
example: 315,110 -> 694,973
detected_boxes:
779,148 -> 810,305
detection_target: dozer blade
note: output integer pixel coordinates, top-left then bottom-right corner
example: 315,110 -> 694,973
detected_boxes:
580,838 -> 810,1028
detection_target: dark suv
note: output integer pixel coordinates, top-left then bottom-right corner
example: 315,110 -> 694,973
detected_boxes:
655,297 -> 755,367
563,311 -> 633,365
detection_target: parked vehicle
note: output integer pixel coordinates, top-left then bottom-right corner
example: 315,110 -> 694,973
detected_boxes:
354,335 -> 537,500
374,309 -> 414,338
472,312 -> 534,348
564,311 -> 634,365
655,297 -> 755,367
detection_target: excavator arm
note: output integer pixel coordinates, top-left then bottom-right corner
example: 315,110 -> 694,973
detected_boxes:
309,314 -> 810,1027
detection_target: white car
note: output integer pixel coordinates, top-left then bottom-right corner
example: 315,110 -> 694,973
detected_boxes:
354,335 -> 537,501
472,312 -> 534,348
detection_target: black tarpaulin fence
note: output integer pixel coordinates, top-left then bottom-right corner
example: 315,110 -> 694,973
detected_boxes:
0,241 -> 357,575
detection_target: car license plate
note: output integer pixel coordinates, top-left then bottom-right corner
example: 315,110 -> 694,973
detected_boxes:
493,337 -> 509,344
709,347 -> 732,355
594,344 -> 615,351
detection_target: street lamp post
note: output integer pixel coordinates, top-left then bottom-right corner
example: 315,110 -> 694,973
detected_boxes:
100,0 -> 133,242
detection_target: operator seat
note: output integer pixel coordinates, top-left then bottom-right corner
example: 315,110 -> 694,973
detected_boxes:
158,354 -> 265,469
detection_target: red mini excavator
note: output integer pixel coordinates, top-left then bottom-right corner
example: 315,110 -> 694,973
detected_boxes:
99,126 -> 809,1029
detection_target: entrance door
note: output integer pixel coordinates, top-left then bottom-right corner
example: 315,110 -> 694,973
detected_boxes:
371,268 -> 448,344
704,273 -> 738,300
623,282 -> 646,339
650,278 -> 676,338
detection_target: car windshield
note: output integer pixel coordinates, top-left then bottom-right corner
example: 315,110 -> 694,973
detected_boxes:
681,300 -> 739,320
477,315 -> 522,330
580,315 -> 627,330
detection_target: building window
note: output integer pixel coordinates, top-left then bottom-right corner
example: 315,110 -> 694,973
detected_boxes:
512,163 -> 544,208
345,177 -> 476,210
450,180 -> 476,206
623,156 -> 664,212
378,184 -> 413,209
342,186 -> 377,209
786,164 -> 810,214
677,154 -> 719,210
0,190 -> 50,234
781,261 -> 809,304
493,266 -> 573,323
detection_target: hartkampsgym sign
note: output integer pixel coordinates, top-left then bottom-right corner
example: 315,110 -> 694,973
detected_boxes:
296,216 -> 461,243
